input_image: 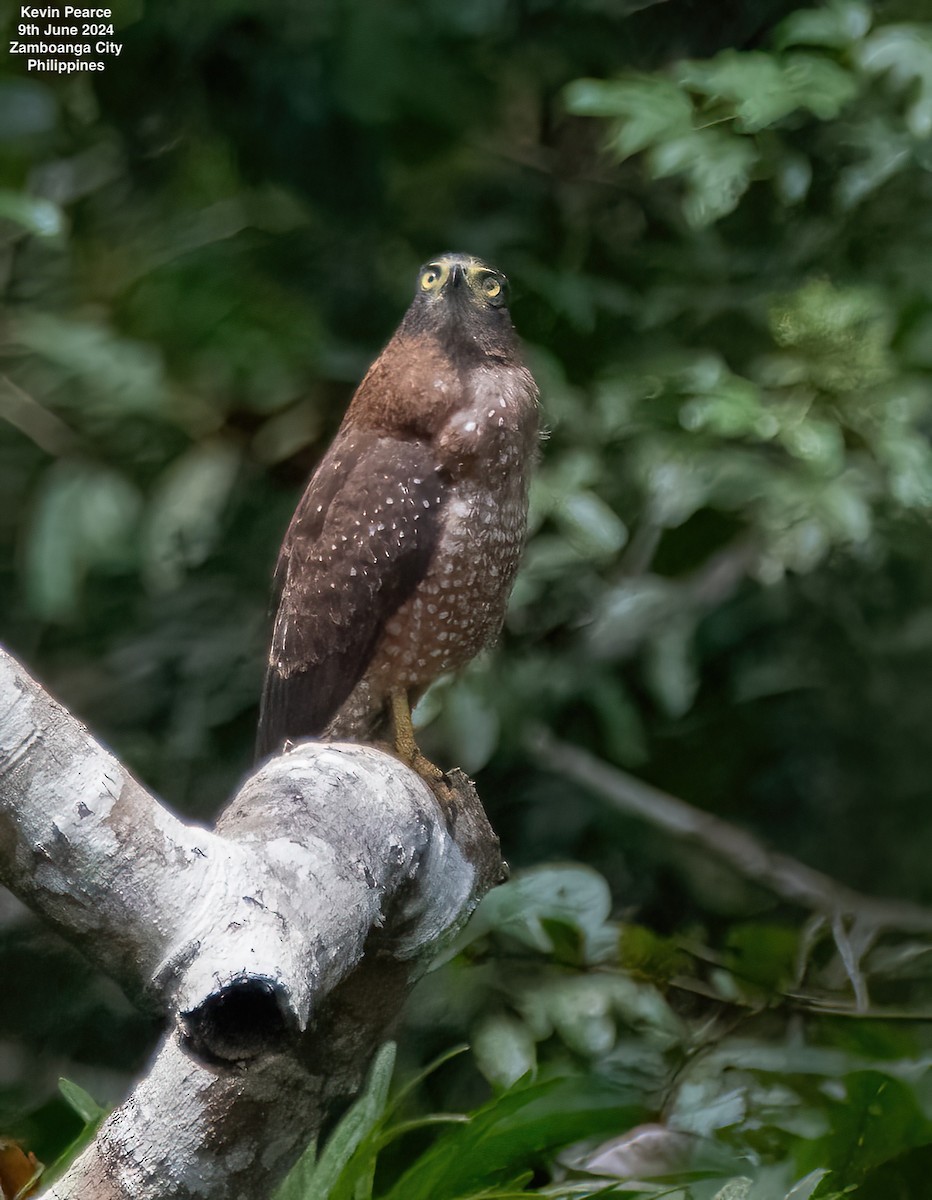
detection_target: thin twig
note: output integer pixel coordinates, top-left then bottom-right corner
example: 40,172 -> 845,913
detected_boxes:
0,374 -> 82,456
533,730 -> 932,937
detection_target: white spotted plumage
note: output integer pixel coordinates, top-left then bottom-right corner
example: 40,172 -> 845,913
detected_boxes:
256,252 -> 539,761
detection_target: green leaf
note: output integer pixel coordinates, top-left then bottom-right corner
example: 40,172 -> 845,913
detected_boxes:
25,461 -> 142,620
878,430 -> 932,508
711,1180 -> 753,1200
57,1079 -> 106,1125
37,1079 -> 110,1189
15,314 -> 168,417
835,118 -> 912,209
775,1 -> 871,50
769,280 -> 893,392
275,1041 -> 396,1200
856,1143 -> 932,1199
273,1138 -> 317,1200
797,1071 -> 932,1189
858,25 -> 932,139
0,189 -> 65,237
439,679 -> 501,774
772,146 -> 813,204
678,374 -> 765,439
633,439 -> 716,528
539,916 -> 587,967
458,865 -> 613,956
725,923 -> 800,990
385,1045 -> 470,1117
647,127 -> 757,227
563,75 -> 693,158
784,1169 -> 830,1199
668,1069 -> 747,1141
0,78 -> 58,138
642,617 -> 699,719
383,1075 -> 646,1200
143,440 -> 241,590
540,974 -> 683,1052
619,924 -> 691,983
472,1014 -> 537,1089
586,578 -> 681,659
777,416 -> 845,474
554,491 -> 628,559
678,51 -> 857,131
546,978 -> 617,1058
587,676 -> 649,767
677,53 -> 789,131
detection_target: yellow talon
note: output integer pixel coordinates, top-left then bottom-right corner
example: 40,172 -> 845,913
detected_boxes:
388,690 -> 443,779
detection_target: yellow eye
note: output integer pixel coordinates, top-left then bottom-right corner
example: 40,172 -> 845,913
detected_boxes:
420,266 -> 444,291
473,271 -> 506,304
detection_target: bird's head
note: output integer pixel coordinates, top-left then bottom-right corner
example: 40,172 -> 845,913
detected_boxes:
401,252 -> 518,360
417,253 -> 508,309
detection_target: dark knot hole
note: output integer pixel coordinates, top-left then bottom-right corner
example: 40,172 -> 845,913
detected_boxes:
181,977 -> 293,1064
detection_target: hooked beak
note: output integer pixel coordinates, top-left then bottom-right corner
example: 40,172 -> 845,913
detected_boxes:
448,262 -> 465,289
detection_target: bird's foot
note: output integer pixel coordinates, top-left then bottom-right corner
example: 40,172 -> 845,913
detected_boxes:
406,748 -> 446,784
399,746 -> 459,816
388,690 -> 443,774
388,689 -> 457,815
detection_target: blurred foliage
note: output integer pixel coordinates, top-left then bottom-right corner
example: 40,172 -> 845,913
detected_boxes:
5,0 -> 932,1193
0,1077 -> 104,1198
269,866 -> 932,1199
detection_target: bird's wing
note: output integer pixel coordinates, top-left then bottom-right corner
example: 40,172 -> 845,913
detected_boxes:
256,431 -> 444,760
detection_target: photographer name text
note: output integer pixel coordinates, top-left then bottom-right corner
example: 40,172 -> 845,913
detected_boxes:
9,5 -> 122,73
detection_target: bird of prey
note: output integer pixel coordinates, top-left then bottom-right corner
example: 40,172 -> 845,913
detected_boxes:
256,252 -> 539,775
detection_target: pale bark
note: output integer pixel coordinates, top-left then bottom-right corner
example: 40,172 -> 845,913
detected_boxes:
0,646 -> 501,1199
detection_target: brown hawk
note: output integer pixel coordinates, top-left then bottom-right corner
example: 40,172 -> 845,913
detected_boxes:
255,253 -> 539,771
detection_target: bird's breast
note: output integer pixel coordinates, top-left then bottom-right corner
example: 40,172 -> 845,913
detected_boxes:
369,463 -> 531,691
436,363 -> 538,479
337,355 -> 538,701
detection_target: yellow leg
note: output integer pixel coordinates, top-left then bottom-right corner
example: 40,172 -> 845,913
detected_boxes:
389,689 -> 446,784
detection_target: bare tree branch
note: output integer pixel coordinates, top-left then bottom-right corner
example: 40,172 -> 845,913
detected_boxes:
0,646 -> 501,1199
533,729 -> 932,936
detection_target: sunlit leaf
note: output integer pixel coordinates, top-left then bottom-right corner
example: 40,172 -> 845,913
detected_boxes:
472,1014 -> 537,1089
678,51 -> 856,131
567,1122 -> 696,1180
25,461 -> 142,620
783,1168 -> 830,1199
711,1180 -> 752,1200
858,25 -> 932,138
563,75 -> 693,158
585,577 -> 681,660
15,315 -> 168,417
459,865 -> 613,956
554,491 -> 628,559
0,190 -> 64,238
143,440 -> 241,590
775,1 -> 870,50
642,617 -> 698,718
647,127 -> 757,227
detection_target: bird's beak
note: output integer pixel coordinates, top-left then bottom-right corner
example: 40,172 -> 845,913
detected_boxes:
448,262 -> 465,289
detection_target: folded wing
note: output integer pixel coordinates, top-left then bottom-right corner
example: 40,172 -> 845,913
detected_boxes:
256,432 -> 444,760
